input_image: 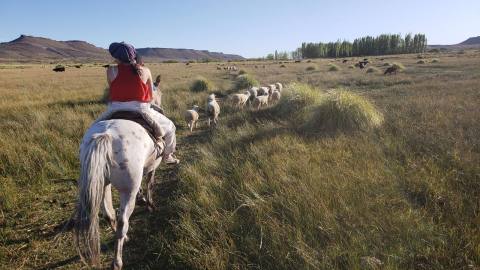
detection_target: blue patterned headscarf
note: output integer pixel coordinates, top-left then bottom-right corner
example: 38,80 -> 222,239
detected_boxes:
108,42 -> 136,64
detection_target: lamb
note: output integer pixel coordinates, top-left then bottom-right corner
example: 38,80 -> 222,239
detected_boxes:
252,94 -> 269,110
270,90 -> 281,104
275,82 -> 283,92
231,91 -> 251,109
206,94 -> 220,127
184,105 -> 200,132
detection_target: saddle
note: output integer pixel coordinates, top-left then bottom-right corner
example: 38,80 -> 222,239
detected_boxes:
107,110 -> 164,158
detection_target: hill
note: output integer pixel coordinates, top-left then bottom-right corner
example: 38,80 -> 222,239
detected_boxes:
0,35 -> 244,62
428,36 -> 480,50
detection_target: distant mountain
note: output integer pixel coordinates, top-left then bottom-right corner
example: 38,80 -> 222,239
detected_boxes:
137,47 -> 243,61
0,35 -> 244,62
428,36 -> 480,50
459,36 -> 480,46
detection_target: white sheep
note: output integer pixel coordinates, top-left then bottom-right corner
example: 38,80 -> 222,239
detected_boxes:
275,82 -> 283,92
258,86 -> 269,96
252,94 -> 269,110
270,90 -> 281,104
247,87 -> 258,105
267,84 -> 276,95
184,105 -> 200,133
231,91 -> 251,109
206,94 -> 220,127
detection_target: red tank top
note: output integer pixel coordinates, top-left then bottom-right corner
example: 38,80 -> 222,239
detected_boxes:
109,64 -> 152,102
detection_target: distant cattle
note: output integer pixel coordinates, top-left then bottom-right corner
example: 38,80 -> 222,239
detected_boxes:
384,66 -> 398,75
53,66 -> 65,72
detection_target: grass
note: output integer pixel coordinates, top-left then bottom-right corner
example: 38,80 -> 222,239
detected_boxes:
366,67 -> 380,73
190,76 -> 214,92
1,51 -> 480,269
305,64 -> 318,71
328,63 -> 341,71
234,74 -> 259,90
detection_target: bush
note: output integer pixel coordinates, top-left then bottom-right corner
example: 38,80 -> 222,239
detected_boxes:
275,83 -> 324,120
431,58 -> 440,63
306,64 -> 317,71
234,74 -> 259,90
391,62 -> 405,71
163,60 -> 178,63
303,90 -> 384,133
348,65 -> 355,69
417,60 -> 426,64
328,64 -> 341,72
366,67 -> 380,73
190,76 -> 214,92
238,69 -> 247,75
280,64 -> 286,68
383,62 -> 391,66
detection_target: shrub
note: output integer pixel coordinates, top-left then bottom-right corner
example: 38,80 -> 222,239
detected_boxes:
366,67 -> 380,73
417,60 -> 426,64
275,83 -> 324,120
348,65 -> 355,69
431,58 -> 440,63
163,60 -> 178,63
306,64 -> 317,71
383,62 -> 391,66
328,64 -> 341,72
391,62 -> 405,71
280,64 -> 286,68
190,76 -> 214,92
234,74 -> 259,90
238,69 -> 247,75
303,90 -> 384,133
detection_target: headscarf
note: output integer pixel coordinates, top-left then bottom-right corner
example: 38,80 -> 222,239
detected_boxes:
108,42 -> 136,64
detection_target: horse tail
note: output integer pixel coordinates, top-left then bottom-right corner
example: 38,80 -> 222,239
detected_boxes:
75,133 -> 113,266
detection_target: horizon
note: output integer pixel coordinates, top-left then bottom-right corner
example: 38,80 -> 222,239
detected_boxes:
1,0 -> 479,58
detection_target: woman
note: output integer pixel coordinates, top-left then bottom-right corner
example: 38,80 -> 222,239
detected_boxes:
100,42 -> 179,165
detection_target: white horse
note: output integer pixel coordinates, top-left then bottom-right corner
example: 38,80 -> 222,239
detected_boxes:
75,118 -> 162,270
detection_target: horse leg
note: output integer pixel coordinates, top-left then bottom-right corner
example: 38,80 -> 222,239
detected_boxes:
112,189 -> 138,270
102,183 -> 116,232
146,170 -> 156,212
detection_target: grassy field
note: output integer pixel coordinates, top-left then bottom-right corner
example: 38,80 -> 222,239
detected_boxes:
1,51 -> 480,269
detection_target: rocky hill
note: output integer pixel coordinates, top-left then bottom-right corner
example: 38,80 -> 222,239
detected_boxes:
0,35 -> 244,62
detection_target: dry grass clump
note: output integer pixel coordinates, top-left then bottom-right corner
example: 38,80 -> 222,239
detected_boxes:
190,76 -> 214,92
417,60 -> 426,64
431,58 -> 440,63
234,74 -> 259,90
238,69 -> 247,75
328,63 -> 341,71
302,90 -> 384,133
391,62 -> 405,71
366,67 -> 380,73
383,62 -> 391,66
348,65 -> 355,69
305,64 -> 318,71
274,83 -> 323,119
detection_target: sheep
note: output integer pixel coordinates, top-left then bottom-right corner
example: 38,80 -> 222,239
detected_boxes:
206,94 -> 220,127
270,90 -> 281,104
247,87 -> 258,105
258,86 -> 269,96
252,94 -> 269,110
267,84 -> 276,95
230,91 -> 251,109
184,105 -> 200,132
275,82 -> 283,92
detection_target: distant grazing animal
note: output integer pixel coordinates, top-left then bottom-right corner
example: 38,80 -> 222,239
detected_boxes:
342,59 -> 348,63
53,66 -> 65,72
184,105 -> 200,132
253,94 -> 269,110
102,64 -> 110,68
248,87 -> 259,105
75,65 -> 82,68
217,66 -> 221,70
384,66 -> 398,75
206,94 -> 220,127
267,84 -> 276,95
294,60 -> 301,63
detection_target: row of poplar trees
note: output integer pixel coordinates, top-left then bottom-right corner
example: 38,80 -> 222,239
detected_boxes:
298,33 -> 427,58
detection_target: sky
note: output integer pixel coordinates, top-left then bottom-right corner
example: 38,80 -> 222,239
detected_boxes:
0,0 -> 479,58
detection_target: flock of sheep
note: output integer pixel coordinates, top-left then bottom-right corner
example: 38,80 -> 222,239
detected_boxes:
184,82 -> 283,132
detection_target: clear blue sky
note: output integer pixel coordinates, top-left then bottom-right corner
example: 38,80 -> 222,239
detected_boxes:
1,0 -> 479,58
